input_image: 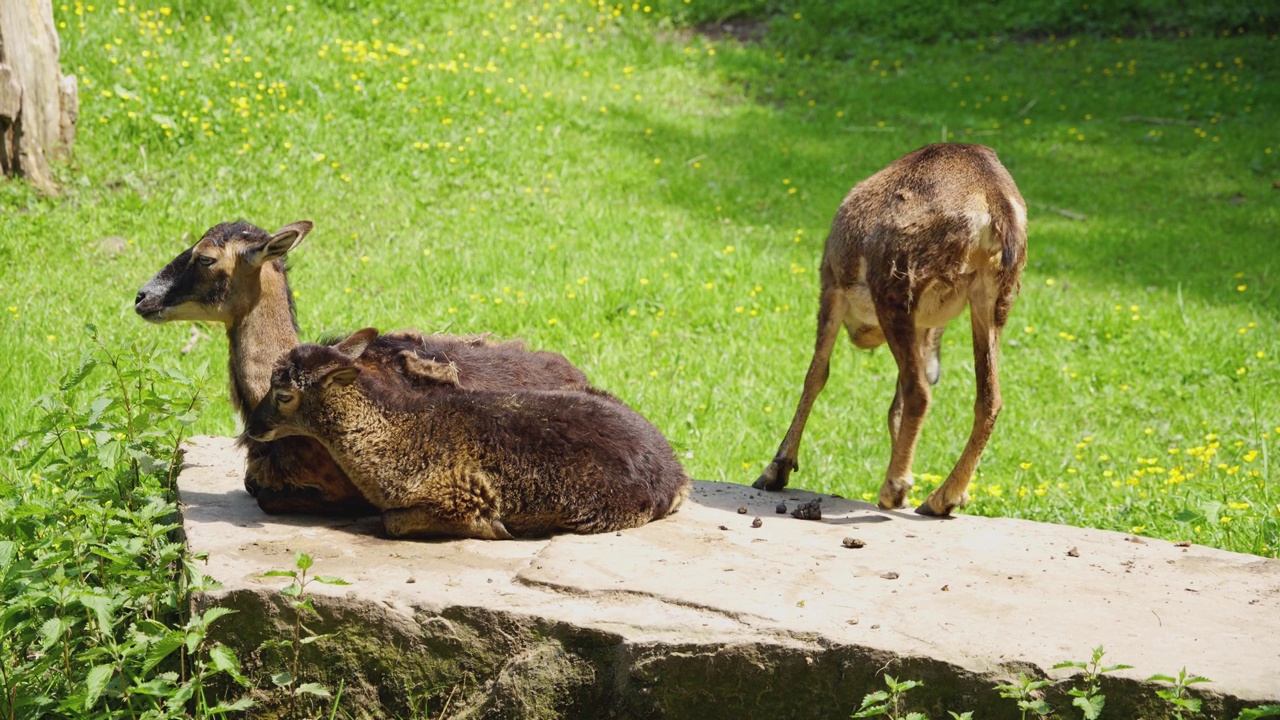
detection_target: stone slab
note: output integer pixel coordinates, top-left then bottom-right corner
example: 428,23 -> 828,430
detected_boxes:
178,436 -> 1280,718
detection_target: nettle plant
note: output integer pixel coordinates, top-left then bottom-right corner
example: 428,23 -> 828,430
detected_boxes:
259,552 -> 350,718
0,326 -> 252,718
846,647 -> 1279,720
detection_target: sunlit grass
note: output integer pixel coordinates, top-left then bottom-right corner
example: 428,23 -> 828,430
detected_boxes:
1,0 -> 1276,557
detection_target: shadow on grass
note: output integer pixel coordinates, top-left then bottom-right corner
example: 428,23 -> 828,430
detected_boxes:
602,29 -> 1279,318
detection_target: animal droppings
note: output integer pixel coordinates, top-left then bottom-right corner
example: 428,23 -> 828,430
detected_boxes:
737,506 -> 747,514
790,499 -> 822,520
751,517 -> 763,529
775,503 -> 787,514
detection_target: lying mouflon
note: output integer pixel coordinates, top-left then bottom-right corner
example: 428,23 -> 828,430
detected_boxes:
134,219 -> 590,516
246,329 -> 692,539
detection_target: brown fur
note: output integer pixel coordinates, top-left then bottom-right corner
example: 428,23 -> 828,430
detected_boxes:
246,330 -> 691,539
754,144 -> 1027,517
135,220 -> 591,515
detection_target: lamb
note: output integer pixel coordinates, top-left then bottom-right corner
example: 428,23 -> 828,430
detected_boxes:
245,329 -> 692,539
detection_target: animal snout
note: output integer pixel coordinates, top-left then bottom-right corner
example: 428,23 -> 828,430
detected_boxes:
134,287 -> 162,318
246,427 -> 276,442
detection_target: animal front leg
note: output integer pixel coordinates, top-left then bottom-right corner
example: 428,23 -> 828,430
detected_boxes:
381,506 -> 515,540
755,289 -> 848,491
245,437 -> 378,517
383,465 -> 511,539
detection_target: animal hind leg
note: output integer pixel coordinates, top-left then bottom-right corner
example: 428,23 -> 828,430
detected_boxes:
888,327 -> 943,444
917,291 -> 1004,517
877,318 -> 933,510
754,288 -> 849,491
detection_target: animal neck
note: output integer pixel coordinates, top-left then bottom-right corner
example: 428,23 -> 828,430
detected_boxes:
226,263 -> 300,422
309,390 -> 405,508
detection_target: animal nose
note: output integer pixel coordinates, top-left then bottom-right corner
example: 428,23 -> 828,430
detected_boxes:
134,290 -> 148,306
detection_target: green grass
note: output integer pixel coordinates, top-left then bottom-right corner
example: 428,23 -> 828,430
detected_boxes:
1,0 -> 1277,558
650,0 -> 1280,47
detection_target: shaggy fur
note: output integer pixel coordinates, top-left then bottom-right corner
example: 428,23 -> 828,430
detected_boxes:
247,330 -> 691,539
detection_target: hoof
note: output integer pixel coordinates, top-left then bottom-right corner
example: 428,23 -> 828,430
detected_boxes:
915,490 -> 966,517
913,500 -> 951,517
489,519 -> 516,540
876,495 -> 911,511
753,458 -> 796,492
877,481 -> 912,510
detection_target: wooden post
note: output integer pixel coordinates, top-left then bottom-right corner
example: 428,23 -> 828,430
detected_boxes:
0,0 -> 78,196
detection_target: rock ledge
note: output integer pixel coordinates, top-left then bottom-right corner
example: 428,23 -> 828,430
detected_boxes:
179,436 -> 1280,718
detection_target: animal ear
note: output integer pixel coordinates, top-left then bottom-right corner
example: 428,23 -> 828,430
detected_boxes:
321,366 -> 360,389
247,221 -> 313,268
401,352 -> 462,386
336,327 -> 378,360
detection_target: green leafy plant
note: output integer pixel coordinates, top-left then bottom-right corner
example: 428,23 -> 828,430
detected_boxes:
851,674 -> 926,720
1054,646 -> 1133,720
1238,705 -> 1280,720
0,326 -> 252,717
3,0 -> 1279,566
1148,667 -> 1212,720
995,672 -> 1053,719
261,552 -> 351,718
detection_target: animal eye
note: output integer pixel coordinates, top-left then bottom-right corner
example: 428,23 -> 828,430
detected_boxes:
197,256 -> 217,267
274,391 -> 296,405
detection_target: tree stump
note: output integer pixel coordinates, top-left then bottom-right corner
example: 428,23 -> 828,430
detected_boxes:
0,0 -> 78,196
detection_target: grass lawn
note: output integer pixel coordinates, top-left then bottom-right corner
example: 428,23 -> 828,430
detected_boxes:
1,0 -> 1277,559
2,1 -> 1278,715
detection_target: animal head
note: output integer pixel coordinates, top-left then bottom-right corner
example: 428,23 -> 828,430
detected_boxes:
245,328 -> 379,442
134,220 -> 312,325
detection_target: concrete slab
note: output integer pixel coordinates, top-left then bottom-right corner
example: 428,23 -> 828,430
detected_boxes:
178,436 -> 1280,718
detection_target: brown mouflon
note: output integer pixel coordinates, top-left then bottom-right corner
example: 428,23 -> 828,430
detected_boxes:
135,220 -> 590,515
755,144 -> 1027,517
247,329 -> 691,539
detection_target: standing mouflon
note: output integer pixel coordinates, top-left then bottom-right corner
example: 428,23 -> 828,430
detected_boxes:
246,329 -> 692,539
755,144 -> 1027,517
